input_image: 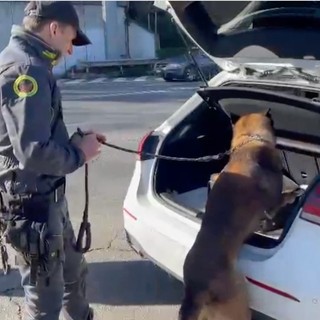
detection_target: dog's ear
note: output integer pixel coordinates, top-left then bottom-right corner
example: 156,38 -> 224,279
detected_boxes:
262,108 -> 272,118
262,108 -> 274,127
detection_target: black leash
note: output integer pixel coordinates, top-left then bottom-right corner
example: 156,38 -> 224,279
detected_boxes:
99,140 -> 231,162
98,134 -> 274,162
73,129 -> 232,254
75,162 -> 91,253
74,129 -> 91,253
72,129 -> 270,254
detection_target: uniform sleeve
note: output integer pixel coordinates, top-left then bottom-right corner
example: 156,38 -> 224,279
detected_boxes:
0,64 -> 85,176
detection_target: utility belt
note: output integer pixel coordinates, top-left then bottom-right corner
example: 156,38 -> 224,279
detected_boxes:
3,177 -> 66,205
18,182 -> 65,203
0,178 -> 66,284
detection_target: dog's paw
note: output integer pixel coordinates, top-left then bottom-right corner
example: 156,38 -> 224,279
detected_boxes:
281,188 -> 304,206
210,173 -> 220,183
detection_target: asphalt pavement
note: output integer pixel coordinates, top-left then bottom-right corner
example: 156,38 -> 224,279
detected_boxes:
0,78 -> 202,320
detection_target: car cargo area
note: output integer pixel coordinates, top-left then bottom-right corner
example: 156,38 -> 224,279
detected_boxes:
154,81 -> 320,248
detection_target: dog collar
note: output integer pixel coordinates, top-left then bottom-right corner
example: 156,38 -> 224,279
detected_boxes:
230,134 -> 273,154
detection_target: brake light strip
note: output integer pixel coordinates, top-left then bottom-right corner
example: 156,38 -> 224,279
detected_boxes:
246,277 -> 300,303
123,208 -> 137,221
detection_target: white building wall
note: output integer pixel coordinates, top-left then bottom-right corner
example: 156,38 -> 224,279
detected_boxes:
129,23 -> 156,59
104,2 -> 156,60
61,2 -> 106,75
0,1 -> 156,76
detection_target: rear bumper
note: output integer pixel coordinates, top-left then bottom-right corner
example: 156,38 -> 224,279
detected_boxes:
123,191 -> 320,320
125,230 -> 183,282
125,230 -> 276,320
123,158 -> 320,320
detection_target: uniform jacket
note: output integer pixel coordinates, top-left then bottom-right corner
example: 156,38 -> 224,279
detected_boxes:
0,25 -> 85,195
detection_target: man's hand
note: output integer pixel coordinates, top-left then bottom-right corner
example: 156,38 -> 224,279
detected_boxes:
70,132 -> 102,162
77,134 -> 102,162
70,129 -> 107,162
82,130 -> 106,143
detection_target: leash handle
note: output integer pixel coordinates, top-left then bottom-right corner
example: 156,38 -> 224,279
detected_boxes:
74,163 -> 91,254
75,162 -> 91,253
75,220 -> 91,253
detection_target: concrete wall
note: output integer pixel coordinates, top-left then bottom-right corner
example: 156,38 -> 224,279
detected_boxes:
61,2 -> 107,75
129,22 -> 155,59
0,1 -> 156,76
105,2 -> 156,60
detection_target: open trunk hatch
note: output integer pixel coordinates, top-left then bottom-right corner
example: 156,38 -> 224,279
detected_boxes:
154,1 -> 320,71
155,84 -> 320,248
196,86 -> 320,185
198,87 -> 320,164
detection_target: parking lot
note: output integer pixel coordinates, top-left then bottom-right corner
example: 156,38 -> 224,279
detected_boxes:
0,78 -> 202,320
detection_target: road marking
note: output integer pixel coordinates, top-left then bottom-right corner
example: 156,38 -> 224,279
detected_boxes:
64,79 -> 86,85
87,89 -> 169,98
171,86 -> 200,90
56,79 -> 66,85
134,76 -> 148,82
64,87 -> 195,99
113,77 -> 128,82
88,77 -> 107,83
59,76 -> 192,85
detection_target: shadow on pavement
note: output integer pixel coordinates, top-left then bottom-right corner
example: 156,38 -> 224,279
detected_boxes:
87,260 -> 184,306
0,260 -> 184,306
0,268 -> 23,298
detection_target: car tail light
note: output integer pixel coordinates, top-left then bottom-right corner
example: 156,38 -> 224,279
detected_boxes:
137,132 -> 151,160
137,131 -> 160,161
300,184 -> 320,225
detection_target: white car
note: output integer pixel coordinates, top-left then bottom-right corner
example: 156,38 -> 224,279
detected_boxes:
123,2 -> 320,319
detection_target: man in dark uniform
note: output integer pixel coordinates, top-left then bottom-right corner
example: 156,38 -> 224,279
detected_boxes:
0,1 -> 105,319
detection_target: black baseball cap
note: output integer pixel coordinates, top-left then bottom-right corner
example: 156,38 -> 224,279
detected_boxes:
24,1 -> 91,46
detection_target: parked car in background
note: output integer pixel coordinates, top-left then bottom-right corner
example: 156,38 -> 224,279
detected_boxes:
154,49 -> 220,81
